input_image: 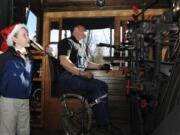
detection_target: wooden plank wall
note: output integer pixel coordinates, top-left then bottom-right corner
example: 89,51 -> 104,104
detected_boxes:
92,70 -> 130,132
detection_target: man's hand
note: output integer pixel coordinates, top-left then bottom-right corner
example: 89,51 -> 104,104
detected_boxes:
79,70 -> 94,79
100,64 -> 112,72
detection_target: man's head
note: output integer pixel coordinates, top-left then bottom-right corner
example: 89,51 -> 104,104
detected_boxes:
71,25 -> 87,41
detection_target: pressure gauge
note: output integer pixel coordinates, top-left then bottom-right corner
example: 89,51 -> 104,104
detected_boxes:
96,0 -> 105,7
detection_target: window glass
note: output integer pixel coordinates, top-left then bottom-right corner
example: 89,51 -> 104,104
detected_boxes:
26,10 -> 37,40
50,30 -> 59,42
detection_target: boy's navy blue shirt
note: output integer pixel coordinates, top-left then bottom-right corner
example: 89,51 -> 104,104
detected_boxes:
0,47 -> 32,99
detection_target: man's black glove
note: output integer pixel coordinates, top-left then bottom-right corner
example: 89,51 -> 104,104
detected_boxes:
101,63 -> 111,71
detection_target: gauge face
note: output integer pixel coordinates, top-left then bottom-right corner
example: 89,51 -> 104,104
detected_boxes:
96,0 -> 105,7
30,88 -> 41,108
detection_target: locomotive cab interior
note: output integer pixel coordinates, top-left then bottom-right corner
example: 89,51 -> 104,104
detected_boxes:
1,0 -> 180,135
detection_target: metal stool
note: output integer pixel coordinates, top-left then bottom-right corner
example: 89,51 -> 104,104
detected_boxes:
60,93 -> 108,135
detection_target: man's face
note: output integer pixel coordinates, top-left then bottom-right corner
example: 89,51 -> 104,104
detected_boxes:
76,25 -> 87,40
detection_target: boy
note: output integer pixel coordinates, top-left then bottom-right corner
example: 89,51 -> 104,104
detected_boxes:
0,23 -> 32,135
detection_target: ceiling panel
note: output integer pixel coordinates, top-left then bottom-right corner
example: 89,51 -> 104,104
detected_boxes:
14,0 -> 170,16
44,0 -> 170,11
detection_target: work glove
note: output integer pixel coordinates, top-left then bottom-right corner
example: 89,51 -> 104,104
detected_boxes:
79,70 -> 94,79
101,63 -> 112,72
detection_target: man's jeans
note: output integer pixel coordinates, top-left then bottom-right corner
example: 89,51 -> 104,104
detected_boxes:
59,71 -> 110,126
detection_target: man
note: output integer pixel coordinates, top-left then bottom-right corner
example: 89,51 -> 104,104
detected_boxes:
58,25 -> 121,135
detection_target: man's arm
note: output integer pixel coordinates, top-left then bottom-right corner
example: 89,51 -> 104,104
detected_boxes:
88,61 -> 112,71
59,55 -> 94,79
59,55 -> 80,75
87,61 -> 102,70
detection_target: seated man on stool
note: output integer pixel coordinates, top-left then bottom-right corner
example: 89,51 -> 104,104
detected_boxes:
58,24 -> 121,135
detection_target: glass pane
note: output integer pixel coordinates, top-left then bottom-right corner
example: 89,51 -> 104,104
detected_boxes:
26,10 -> 37,40
50,30 -> 59,42
61,30 -> 71,39
86,28 -> 114,63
